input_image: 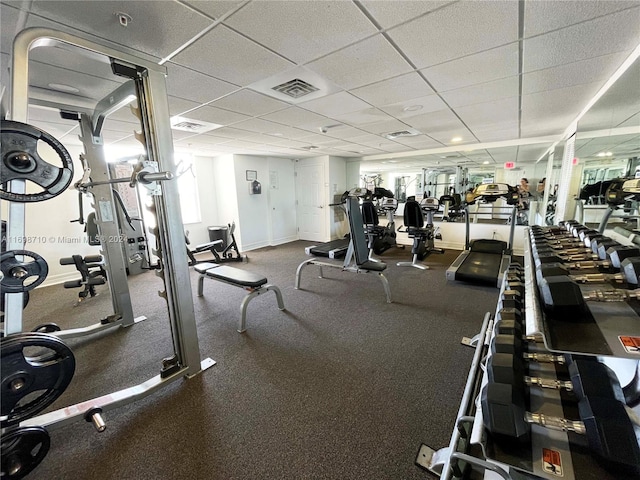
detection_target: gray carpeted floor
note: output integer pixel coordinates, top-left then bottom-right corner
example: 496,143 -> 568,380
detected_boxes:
14,241 -> 500,480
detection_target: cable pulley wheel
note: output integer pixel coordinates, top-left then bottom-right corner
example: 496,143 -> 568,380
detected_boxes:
1,120 -> 74,203
1,250 -> 49,293
1,332 -> 75,427
1,426 -> 50,479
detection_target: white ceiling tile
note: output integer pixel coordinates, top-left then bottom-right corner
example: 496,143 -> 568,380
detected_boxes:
522,52 -> 629,95
172,25 -> 295,86
359,118 -> 415,135
29,0 -> 213,59
223,0 -> 378,64
473,127 -> 520,143
230,118 -> 305,137
392,135 -> 443,149
261,107 -> 332,131
167,97 -> 202,116
522,81 -> 606,135
379,94 -> 449,118
525,1 -> 639,38
618,112 -> 640,129
359,0 -> 453,29
321,125 -> 369,140
164,63 -> 239,104
578,60 -> 640,131
299,91 -> 371,117
379,142 -> 416,153
455,97 -> 519,129
351,72 -> 434,106
208,89 -> 290,117
182,0 -> 245,20
420,43 -> 519,92
388,1 -> 518,68
1,4 -> 20,55
523,8 -> 640,73
306,34 -> 413,90
333,108 -> 395,126
186,105 -> 251,125
402,109 -> 473,144
441,76 -> 519,108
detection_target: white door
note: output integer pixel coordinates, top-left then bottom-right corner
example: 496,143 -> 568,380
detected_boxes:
267,157 -> 297,244
296,162 -> 326,242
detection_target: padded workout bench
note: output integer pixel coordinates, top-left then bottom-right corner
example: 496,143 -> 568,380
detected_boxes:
195,262 -> 285,333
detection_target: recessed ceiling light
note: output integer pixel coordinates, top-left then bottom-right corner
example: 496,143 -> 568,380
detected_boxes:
483,161 -> 490,165
597,151 -> 613,157
272,133 -> 283,136
451,136 -> 463,142
403,105 -> 423,112
48,83 -> 80,94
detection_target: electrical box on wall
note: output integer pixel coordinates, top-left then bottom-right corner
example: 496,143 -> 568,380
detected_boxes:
250,180 -> 262,195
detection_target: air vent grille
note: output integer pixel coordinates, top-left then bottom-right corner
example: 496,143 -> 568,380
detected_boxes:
384,128 -> 421,139
272,78 -> 319,99
170,116 -> 223,134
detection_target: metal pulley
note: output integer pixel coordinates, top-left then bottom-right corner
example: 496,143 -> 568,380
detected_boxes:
1,120 -> 74,203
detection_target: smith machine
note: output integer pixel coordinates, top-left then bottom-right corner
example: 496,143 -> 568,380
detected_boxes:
1,28 -> 214,478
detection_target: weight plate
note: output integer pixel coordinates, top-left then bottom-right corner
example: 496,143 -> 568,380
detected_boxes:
1,332 -> 75,426
1,120 -> 74,203
1,426 -> 50,479
31,323 -> 61,334
1,250 -> 48,293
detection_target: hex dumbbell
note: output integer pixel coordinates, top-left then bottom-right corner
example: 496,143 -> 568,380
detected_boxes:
536,257 -> 640,286
487,354 -> 625,403
481,383 -> 640,474
538,275 -> 640,315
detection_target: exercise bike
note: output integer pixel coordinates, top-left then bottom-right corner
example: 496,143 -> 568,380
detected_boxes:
362,197 -> 404,257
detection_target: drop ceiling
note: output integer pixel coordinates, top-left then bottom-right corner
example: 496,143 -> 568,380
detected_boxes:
1,0 -> 639,172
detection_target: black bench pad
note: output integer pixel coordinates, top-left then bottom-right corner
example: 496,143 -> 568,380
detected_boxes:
203,265 -> 268,288
357,260 -> 387,272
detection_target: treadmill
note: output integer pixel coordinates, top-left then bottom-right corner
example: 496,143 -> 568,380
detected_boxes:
446,183 -> 518,288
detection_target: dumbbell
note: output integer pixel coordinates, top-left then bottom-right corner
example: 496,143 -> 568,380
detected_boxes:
536,258 -> 640,287
538,275 -> 640,315
481,383 -> 640,474
487,354 -> 625,402
498,289 -> 523,311
599,245 -> 640,267
490,333 -> 569,365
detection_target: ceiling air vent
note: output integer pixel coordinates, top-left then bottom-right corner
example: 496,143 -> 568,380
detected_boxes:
384,128 -> 421,140
272,78 -> 319,99
170,116 -> 223,134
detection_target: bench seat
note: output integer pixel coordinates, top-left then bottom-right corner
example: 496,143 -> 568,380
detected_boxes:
195,263 -> 285,332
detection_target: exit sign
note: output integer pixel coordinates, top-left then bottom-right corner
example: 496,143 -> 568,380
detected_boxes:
504,162 -> 515,169
572,157 -> 579,165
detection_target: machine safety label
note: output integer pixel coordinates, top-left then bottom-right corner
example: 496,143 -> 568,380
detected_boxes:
542,448 -> 563,476
619,336 -> 640,354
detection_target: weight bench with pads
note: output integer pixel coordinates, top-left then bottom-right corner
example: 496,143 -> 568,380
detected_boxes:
195,263 -> 285,333
295,196 -> 392,303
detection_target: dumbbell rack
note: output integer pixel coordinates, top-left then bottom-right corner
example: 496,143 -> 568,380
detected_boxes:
419,227 -> 639,480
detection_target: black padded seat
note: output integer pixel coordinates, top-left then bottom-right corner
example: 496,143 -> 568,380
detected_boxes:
358,260 -> 386,272
204,265 -> 268,288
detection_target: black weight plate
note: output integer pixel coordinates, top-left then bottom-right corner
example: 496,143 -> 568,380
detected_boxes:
1,426 -> 50,479
31,323 -> 61,333
1,250 -> 49,293
1,120 -> 74,203
1,332 -> 75,426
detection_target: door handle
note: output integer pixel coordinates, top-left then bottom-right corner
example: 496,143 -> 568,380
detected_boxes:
317,206 -> 324,209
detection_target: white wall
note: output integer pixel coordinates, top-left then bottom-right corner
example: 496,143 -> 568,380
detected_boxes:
211,154 -> 240,247
183,155 -> 219,246
346,160 -> 360,189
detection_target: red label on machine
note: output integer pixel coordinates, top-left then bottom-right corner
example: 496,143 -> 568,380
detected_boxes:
619,336 -> 640,354
542,448 -> 563,476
